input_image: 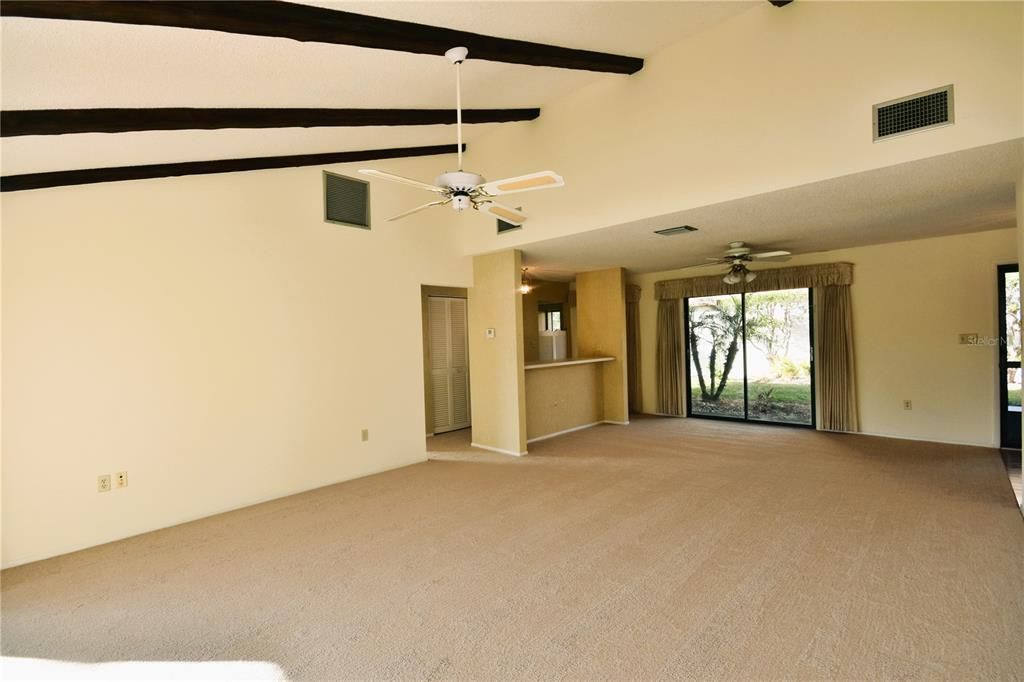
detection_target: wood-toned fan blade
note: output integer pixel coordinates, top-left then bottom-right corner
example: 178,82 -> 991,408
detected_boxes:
476,201 -> 528,225
359,169 -> 445,193
750,250 -> 791,259
387,199 -> 450,221
478,170 -> 564,196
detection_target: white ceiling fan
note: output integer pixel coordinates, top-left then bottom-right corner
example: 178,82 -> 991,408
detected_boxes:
687,241 -> 792,284
358,47 -> 565,226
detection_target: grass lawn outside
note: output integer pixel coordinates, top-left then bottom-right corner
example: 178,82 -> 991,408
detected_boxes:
690,381 -> 812,424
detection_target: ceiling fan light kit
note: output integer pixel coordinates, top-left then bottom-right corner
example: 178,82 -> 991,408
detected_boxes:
680,241 -> 792,284
357,47 -> 565,225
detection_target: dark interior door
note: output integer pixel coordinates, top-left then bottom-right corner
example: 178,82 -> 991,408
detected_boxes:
998,264 -> 1020,449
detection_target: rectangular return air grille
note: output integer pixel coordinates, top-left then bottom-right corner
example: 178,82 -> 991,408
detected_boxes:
654,225 -> 698,236
323,171 -> 370,228
496,208 -> 524,234
873,85 -> 953,141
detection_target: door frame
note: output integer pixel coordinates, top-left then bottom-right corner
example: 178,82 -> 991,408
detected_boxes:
683,288 -> 816,429
997,263 -> 1020,449
421,285 -> 470,437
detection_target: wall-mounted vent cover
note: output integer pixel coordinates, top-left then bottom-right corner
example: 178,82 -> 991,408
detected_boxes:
873,85 -> 953,141
323,171 -> 370,228
654,225 -> 699,236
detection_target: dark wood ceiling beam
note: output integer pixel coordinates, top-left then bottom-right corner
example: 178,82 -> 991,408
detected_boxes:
1,107 -> 541,137
1,1 -> 644,74
1,143 -> 463,192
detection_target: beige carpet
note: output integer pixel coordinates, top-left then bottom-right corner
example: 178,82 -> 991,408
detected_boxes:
3,417 -> 1022,680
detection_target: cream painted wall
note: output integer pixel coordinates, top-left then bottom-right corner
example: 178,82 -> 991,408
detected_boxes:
631,228 -> 1018,447
1,155 -> 472,568
468,250 -> 527,456
576,268 -> 629,424
461,1 -> 1022,255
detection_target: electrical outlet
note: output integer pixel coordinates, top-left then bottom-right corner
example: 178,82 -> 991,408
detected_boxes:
486,328 -> 496,339
97,474 -> 111,493
361,429 -> 369,442
115,471 -> 128,488
903,400 -> 913,410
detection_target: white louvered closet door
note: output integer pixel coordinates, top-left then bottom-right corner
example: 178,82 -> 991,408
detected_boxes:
429,297 -> 471,433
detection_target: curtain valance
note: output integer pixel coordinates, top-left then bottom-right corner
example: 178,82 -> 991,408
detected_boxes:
655,262 -> 854,300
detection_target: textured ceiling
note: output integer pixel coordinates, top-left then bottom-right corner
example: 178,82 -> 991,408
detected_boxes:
0,2 -> 755,174
521,139 -> 1024,279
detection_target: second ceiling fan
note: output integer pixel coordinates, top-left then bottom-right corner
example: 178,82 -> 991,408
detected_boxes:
687,241 -> 792,284
359,47 -> 565,226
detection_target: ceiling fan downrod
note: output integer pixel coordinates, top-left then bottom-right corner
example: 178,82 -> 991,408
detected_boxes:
445,46 -> 469,171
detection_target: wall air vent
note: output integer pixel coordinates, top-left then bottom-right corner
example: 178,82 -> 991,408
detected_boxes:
654,225 -> 699,236
497,209 -> 524,234
323,171 -> 370,228
873,85 -> 954,141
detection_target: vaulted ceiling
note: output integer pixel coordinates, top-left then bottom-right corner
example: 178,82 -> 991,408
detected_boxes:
0,1 -> 756,181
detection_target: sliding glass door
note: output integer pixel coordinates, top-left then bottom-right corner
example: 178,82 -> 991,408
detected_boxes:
685,289 -> 814,427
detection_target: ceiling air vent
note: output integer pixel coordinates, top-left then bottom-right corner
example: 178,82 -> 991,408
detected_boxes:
323,171 -> 370,228
873,85 -> 954,141
655,225 -> 699,236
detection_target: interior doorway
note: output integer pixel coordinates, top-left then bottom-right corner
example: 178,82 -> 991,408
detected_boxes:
424,290 -> 470,435
684,288 -> 814,427
997,264 -> 1020,449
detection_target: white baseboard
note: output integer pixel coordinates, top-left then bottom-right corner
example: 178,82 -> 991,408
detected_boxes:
526,419 -> 630,444
470,442 -> 528,457
639,413 -> 993,448
527,421 -> 602,444
854,430 -> 995,449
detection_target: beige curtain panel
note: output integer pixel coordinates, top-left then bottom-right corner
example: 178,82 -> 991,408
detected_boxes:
816,285 -> 859,432
656,298 -> 684,416
625,285 -> 643,413
655,262 -> 854,300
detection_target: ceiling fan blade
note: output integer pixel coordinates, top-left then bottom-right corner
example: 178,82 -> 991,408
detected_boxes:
386,199 -> 451,221
750,250 -> 791,259
681,261 -> 727,270
755,255 -> 792,263
476,201 -> 528,226
478,170 -> 564,196
359,169 -> 446,194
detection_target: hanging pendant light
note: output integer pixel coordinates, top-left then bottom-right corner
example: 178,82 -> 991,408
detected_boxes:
520,267 -> 532,294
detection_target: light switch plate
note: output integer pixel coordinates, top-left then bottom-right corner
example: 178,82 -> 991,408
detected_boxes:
486,328 -> 496,339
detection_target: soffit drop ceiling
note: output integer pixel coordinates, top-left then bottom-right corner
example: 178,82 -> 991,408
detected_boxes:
520,139 -> 1024,278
